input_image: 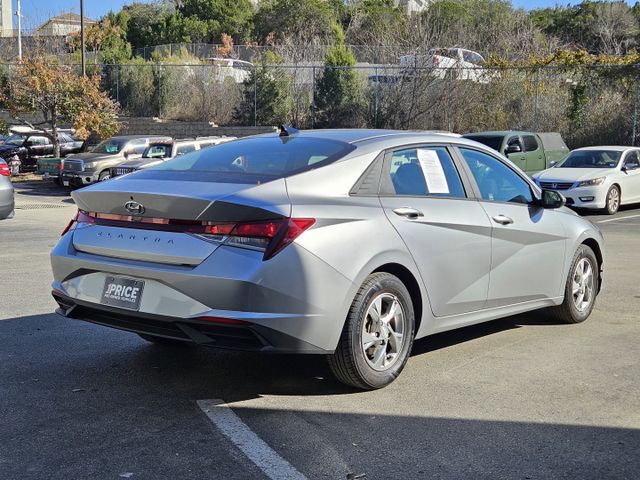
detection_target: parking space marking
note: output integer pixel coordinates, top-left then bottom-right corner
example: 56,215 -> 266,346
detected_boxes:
197,399 -> 307,480
597,214 -> 640,224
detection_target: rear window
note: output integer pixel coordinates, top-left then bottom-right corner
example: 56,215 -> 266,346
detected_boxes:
149,136 -> 355,182
465,135 -> 503,152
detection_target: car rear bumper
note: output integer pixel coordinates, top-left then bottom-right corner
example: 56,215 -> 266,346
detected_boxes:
0,182 -> 14,219
52,292 -> 326,353
50,230 -> 354,353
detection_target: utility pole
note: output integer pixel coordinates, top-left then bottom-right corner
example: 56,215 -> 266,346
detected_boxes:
80,0 -> 85,75
16,0 -> 22,61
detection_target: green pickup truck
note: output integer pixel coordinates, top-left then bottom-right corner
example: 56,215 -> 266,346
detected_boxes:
463,131 -> 569,175
37,158 -> 64,183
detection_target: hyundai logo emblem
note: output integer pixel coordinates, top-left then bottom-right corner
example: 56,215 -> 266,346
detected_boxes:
124,200 -> 145,215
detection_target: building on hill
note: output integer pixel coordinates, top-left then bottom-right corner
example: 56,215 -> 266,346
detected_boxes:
35,12 -> 96,36
0,0 -> 12,37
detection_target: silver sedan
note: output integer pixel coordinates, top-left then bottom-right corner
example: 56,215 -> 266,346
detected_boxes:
0,159 -> 14,220
50,129 -> 604,389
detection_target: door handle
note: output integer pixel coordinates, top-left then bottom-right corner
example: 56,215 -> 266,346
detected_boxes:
492,214 -> 513,225
393,207 -> 424,219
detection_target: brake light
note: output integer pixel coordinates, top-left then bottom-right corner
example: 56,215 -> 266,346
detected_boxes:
59,161 -> 64,171
61,210 -> 80,235
0,162 -> 9,177
72,212 -> 315,260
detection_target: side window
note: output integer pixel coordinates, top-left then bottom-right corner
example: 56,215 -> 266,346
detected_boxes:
459,148 -> 533,204
387,147 -> 465,198
176,144 -> 196,156
127,140 -> 147,154
29,136 -> 49,146
523,135 -> 539,152
624,150 -> 640,167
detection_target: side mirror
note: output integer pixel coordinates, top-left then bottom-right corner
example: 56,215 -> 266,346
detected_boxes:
505,143 -> 522,155
538,189 -> 565,209
622,163 -> 639,172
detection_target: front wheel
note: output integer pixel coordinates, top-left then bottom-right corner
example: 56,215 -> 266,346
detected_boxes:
98,170 -> 111,182
328,272 -> 415,390
547,245 -> 599,324
604,185 -> 620,215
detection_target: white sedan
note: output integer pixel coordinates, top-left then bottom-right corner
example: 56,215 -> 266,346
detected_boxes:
533,146 -> 640,214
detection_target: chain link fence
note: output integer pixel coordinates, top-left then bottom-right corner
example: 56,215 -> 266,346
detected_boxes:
4,62 -> 639,148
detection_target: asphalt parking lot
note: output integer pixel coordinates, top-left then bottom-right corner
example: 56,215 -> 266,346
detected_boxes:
2,182 -> 639,480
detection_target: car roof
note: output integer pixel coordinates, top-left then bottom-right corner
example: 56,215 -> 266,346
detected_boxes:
573,146 -> 635,152
252,129 -> 462,144
463,131 -> 532,137
108,135 -> 170,141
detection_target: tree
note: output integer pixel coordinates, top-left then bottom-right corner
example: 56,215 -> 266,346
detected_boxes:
254,0 -> 340,44
315,41 -> 366,127
234,52 -> 293,125
2,58 -> 120,157
68,17 -> 132,64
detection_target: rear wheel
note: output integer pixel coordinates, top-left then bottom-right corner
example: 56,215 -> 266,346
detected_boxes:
547,245 -> 599,324
138,333 -> 189,347
328,272 -> 415,390
604,185 -> 620,215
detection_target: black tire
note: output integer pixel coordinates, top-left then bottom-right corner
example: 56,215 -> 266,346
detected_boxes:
604,185 -> 620,215
328,272 -> 415,390
547,244 -> 599,324
98,170 -> 111,181
138,333 -> 190,347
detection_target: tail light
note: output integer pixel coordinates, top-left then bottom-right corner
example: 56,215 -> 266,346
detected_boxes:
59,161 -> 64,171
0,162 -> 10,177
432,56 -> 440,67
74,211 -> 315,260
61,210 -> 79,235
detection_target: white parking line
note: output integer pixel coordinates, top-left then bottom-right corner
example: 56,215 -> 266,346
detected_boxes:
197,399 -> 307,480
597,214 -> 640,224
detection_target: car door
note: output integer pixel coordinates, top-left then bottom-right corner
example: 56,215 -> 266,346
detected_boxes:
619,150 -> 640,203
378,144 -> 492,317
523,134 -> 544,174
456,147 -> 568,308
504,135 -> 527,172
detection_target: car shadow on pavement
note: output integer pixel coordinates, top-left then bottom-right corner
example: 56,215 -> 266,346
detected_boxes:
3,312 -> 639,479
1,310 -> 570,402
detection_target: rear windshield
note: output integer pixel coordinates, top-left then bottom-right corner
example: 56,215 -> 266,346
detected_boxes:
557,150 -> 622,168
148,136 -> 355,182
465,135 -> 503,152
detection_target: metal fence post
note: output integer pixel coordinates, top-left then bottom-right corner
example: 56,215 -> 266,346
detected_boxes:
534,68 -> 540,132
374,66 -> 379,128
116,64 -> 120,104
633,72 -> 638,146
311,66 -> 316,129
253,65 -> 257,126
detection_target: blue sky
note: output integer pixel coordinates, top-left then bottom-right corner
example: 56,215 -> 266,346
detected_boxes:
17,0 -> 637,30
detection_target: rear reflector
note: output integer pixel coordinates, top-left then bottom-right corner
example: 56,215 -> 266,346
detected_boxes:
196,316 -> 248,326
74,211 -> 315,260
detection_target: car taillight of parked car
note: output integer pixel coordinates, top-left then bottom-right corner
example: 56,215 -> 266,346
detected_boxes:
0,162 -> 10,176
61,210 -> 79,236
71,211 -> 315,260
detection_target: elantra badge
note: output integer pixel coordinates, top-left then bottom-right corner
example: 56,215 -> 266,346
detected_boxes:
124,200 -> 145,214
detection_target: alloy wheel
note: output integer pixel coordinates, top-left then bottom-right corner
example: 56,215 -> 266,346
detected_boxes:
361,293 -> 406,371
572,258 -> 595,312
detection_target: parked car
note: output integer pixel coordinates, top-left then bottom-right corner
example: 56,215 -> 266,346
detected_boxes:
110,137 -> 237,178
400,48 -> 493,83
0,131 -> 84,172
533,146 -> 640,214
37,157 -> 65,184
51,128 -> 604,390
0,159 -> 14,220
463,131 -> 569,175
60,135 -> 171,187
